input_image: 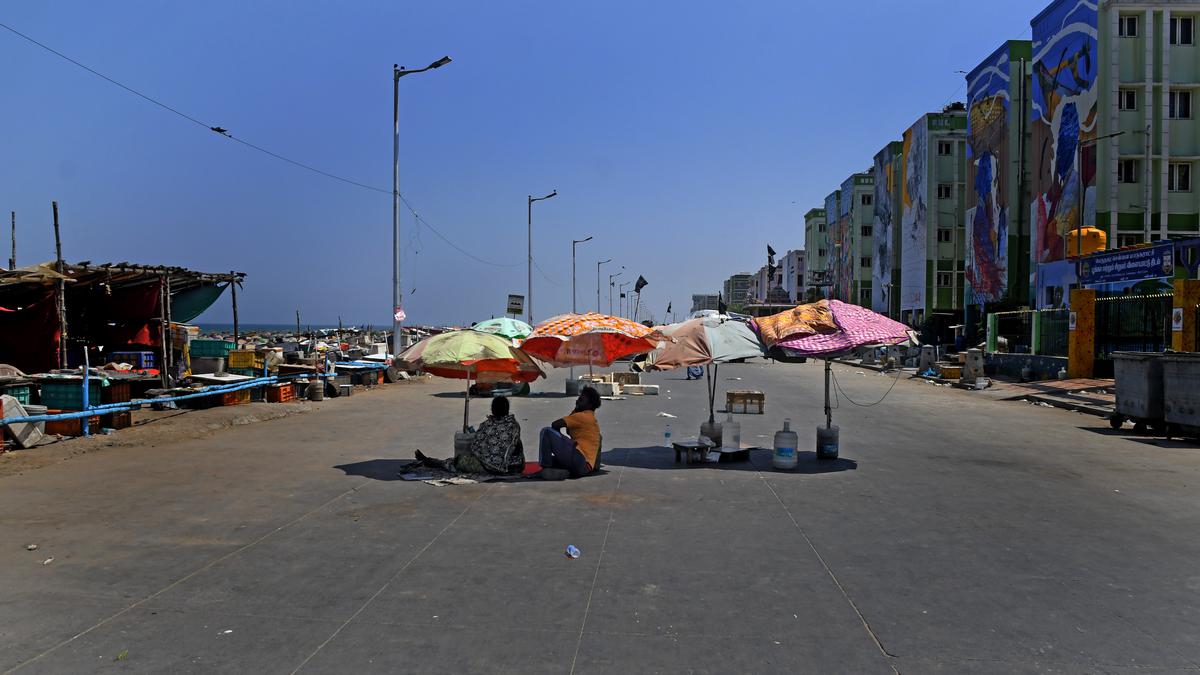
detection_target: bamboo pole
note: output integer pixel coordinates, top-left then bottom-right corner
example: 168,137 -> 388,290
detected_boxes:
9,211 -> 15,270
230,272 -> 240,344
52,202 -> 66,369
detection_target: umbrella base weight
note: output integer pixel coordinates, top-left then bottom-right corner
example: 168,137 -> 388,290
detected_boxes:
699,420 -> 722,448
816,425 -> 840,460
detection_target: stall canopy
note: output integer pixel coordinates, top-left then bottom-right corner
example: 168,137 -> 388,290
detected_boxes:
0,262 -> 243,373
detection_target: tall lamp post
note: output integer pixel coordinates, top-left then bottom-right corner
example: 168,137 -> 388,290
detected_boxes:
392,56 -> 451,357
596,258 -> 612,313
1076,130 -> 1125,257
608,268 -> 624,315
618,281 -> 631,318
572,236 -> 593,314
527,190 -> 557,323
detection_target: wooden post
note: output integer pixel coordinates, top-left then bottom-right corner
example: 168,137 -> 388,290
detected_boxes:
52,201 -> 67,369
159,276 -> 169,388
1067,288 -> 1096,379
230,272 -> 240,345
1172,278 -> 1200,352
296,310 -> 301,339
9,211 -> 14,270
164,274 -> 173,381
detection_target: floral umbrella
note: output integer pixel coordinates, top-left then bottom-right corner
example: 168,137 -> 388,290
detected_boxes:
398,329 -> 544,431
521,312 -> 669,368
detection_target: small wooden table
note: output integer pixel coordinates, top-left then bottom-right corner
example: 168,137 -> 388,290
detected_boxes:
726,389 -> 765,414
672,440 -> 712,464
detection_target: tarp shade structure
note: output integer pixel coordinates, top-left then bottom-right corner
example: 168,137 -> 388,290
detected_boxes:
71,278 -> 163,349
0,288 -> 60,374
171,282 -> 229,323
522,313 -> 668,367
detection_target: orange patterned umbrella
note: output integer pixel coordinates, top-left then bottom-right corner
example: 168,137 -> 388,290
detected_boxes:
522,313 -> 669,367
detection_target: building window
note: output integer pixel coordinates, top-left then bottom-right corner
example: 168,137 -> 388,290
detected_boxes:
1119,89 -> 1137,111
859,288 -> 871,306
818,223 -> 826,233
1170,16 -> 1194,45
1117,233 -> 1143,248
1169,91 -> 1192,119
1119,15 -> 1138,37
937,140 -> 953,156
861,225 -> 873,237
860,256 -> 872,268
1118,159 -> 1139,183
818,248 -> 826,257
1169,162 -> 1192,192
937,183 -> 953,199
937,228 -> 952,243
936,272 -> 953,287
861,193 -> 873,206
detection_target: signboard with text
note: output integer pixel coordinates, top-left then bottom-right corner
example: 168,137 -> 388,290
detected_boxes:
1077,242 -> 1174,285
506,294 -> 524,316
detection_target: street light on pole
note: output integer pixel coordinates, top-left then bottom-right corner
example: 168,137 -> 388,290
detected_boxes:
1076,130 -> 1125,257
597,258 -> 612,313
572,236 -> 592,314
392,55 -> 451,357
527,190 -> 557,324
618,281 -> 631,318
608,267 -> 624,315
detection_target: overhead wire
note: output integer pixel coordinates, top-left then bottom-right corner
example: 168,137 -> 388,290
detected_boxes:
0,20 -> 521,269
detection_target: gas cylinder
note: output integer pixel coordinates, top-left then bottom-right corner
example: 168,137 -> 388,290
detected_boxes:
772,418 -> 799,470
721,410 -> 741,450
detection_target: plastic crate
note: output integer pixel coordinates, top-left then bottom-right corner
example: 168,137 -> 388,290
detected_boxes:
109,351 -> 156,369
44,411 -> 102,436
39,380 -> 103,411
0,384 -> 31,405
266,383 -> 295,403
190,339 -> 236,358
101,382 -> 131,404
220,389 -> 251,406
100,411 -> 132,430
227,350 -> 265,370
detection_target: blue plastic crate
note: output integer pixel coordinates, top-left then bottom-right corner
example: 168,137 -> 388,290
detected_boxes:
109,351 -> 156,369
39,380 -> 103,410
0,384 -> 31,405
190,340 -> 236,358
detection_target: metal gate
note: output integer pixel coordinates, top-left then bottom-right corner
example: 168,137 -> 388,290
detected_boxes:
1094,293 -> 1173,358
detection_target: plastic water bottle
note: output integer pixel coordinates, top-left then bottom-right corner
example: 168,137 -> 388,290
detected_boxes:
565,544 -> 581,559
772,418 -> 799,471
664,423 -> 672,446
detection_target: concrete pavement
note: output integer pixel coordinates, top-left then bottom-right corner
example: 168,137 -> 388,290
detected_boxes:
2,360 -> 1200,673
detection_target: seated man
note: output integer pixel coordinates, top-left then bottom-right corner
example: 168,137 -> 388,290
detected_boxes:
414,396 -> 524,475
538,386 -> 602,479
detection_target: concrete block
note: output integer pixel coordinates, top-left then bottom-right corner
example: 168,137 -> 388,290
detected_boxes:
590,381 -> 620,397
622,384 -> 659,395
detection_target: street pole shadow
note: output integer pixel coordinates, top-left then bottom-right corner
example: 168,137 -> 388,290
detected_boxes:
333,459 -> 414,481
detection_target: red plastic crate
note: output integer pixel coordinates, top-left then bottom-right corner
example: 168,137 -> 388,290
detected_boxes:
220,389 -> 251,406
266,383 -> 295,403
44,410 -> 102,436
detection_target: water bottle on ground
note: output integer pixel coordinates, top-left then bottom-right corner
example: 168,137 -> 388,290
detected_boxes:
664,423 -> 672,446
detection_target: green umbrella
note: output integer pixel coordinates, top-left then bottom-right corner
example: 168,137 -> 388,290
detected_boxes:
472,317 -> 533,341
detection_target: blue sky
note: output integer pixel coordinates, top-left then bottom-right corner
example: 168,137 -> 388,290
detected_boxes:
1,0 -> 1046,326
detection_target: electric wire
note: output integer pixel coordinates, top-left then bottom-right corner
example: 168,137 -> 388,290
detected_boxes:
0,21 -> 521,269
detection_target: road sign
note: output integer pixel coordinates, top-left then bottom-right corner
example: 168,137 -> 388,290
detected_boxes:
506,294 -> 524,316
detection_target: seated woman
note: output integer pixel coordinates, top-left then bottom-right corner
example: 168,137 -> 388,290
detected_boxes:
415,396 -> 524,475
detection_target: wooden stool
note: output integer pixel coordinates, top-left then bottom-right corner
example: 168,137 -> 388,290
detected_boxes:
726,390 -> 765,414
672,440 -> 711,464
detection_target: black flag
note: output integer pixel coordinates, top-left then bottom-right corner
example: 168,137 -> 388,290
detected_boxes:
717,292 -> 728,315
666,302 -> 672,314
634,275 -> 648,293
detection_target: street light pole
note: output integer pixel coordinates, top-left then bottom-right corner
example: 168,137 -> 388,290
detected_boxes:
527,190 -> 557,324
1076,130 -> 1125,257
597,258 -> 612,313
608,268 -> 624,315
618,281 -> 631,318
572,236 -> 592,314
392,56 -> 451,357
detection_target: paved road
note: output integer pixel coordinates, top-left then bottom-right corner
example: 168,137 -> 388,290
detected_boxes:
2,361 -> 1200,674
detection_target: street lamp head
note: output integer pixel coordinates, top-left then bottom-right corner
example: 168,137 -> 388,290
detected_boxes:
599,257 -> 612,265
576,236 -> 593,244
429,56 -> 452,69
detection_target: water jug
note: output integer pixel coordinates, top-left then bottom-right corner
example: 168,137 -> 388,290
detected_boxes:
772,418 -> 799,470
722,410 -> 741,450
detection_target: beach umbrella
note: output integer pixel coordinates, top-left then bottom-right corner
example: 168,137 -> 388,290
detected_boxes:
754,300 -> 914,443
471,317 -> 533,342
648,315 -> 767,425
397,329 -> 544,432
521,312 -> 668,368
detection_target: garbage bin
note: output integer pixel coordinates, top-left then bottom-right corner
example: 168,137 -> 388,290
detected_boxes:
1110,352 -> 1164,430
1162,352 -> 1200,435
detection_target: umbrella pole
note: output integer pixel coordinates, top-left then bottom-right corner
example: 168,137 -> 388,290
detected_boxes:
824,358 -> 832,429
706,363 -> 716,423
464,372 -> 471,434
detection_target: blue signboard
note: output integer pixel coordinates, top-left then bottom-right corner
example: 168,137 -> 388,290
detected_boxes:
1077,243 -> 1174,285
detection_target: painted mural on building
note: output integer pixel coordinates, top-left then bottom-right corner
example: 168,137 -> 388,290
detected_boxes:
832,185 -> 855,302
966,44 -> 1011,304
871,148 -> 895,314
900,121 -> 928,313
1030,0 -> 1098,272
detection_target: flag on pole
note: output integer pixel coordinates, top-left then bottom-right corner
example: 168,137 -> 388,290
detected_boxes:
666,302 -> 672,314
634,275 -> 648,293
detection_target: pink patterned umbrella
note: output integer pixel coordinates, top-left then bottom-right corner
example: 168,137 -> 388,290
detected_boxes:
771,300 -> 911,357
